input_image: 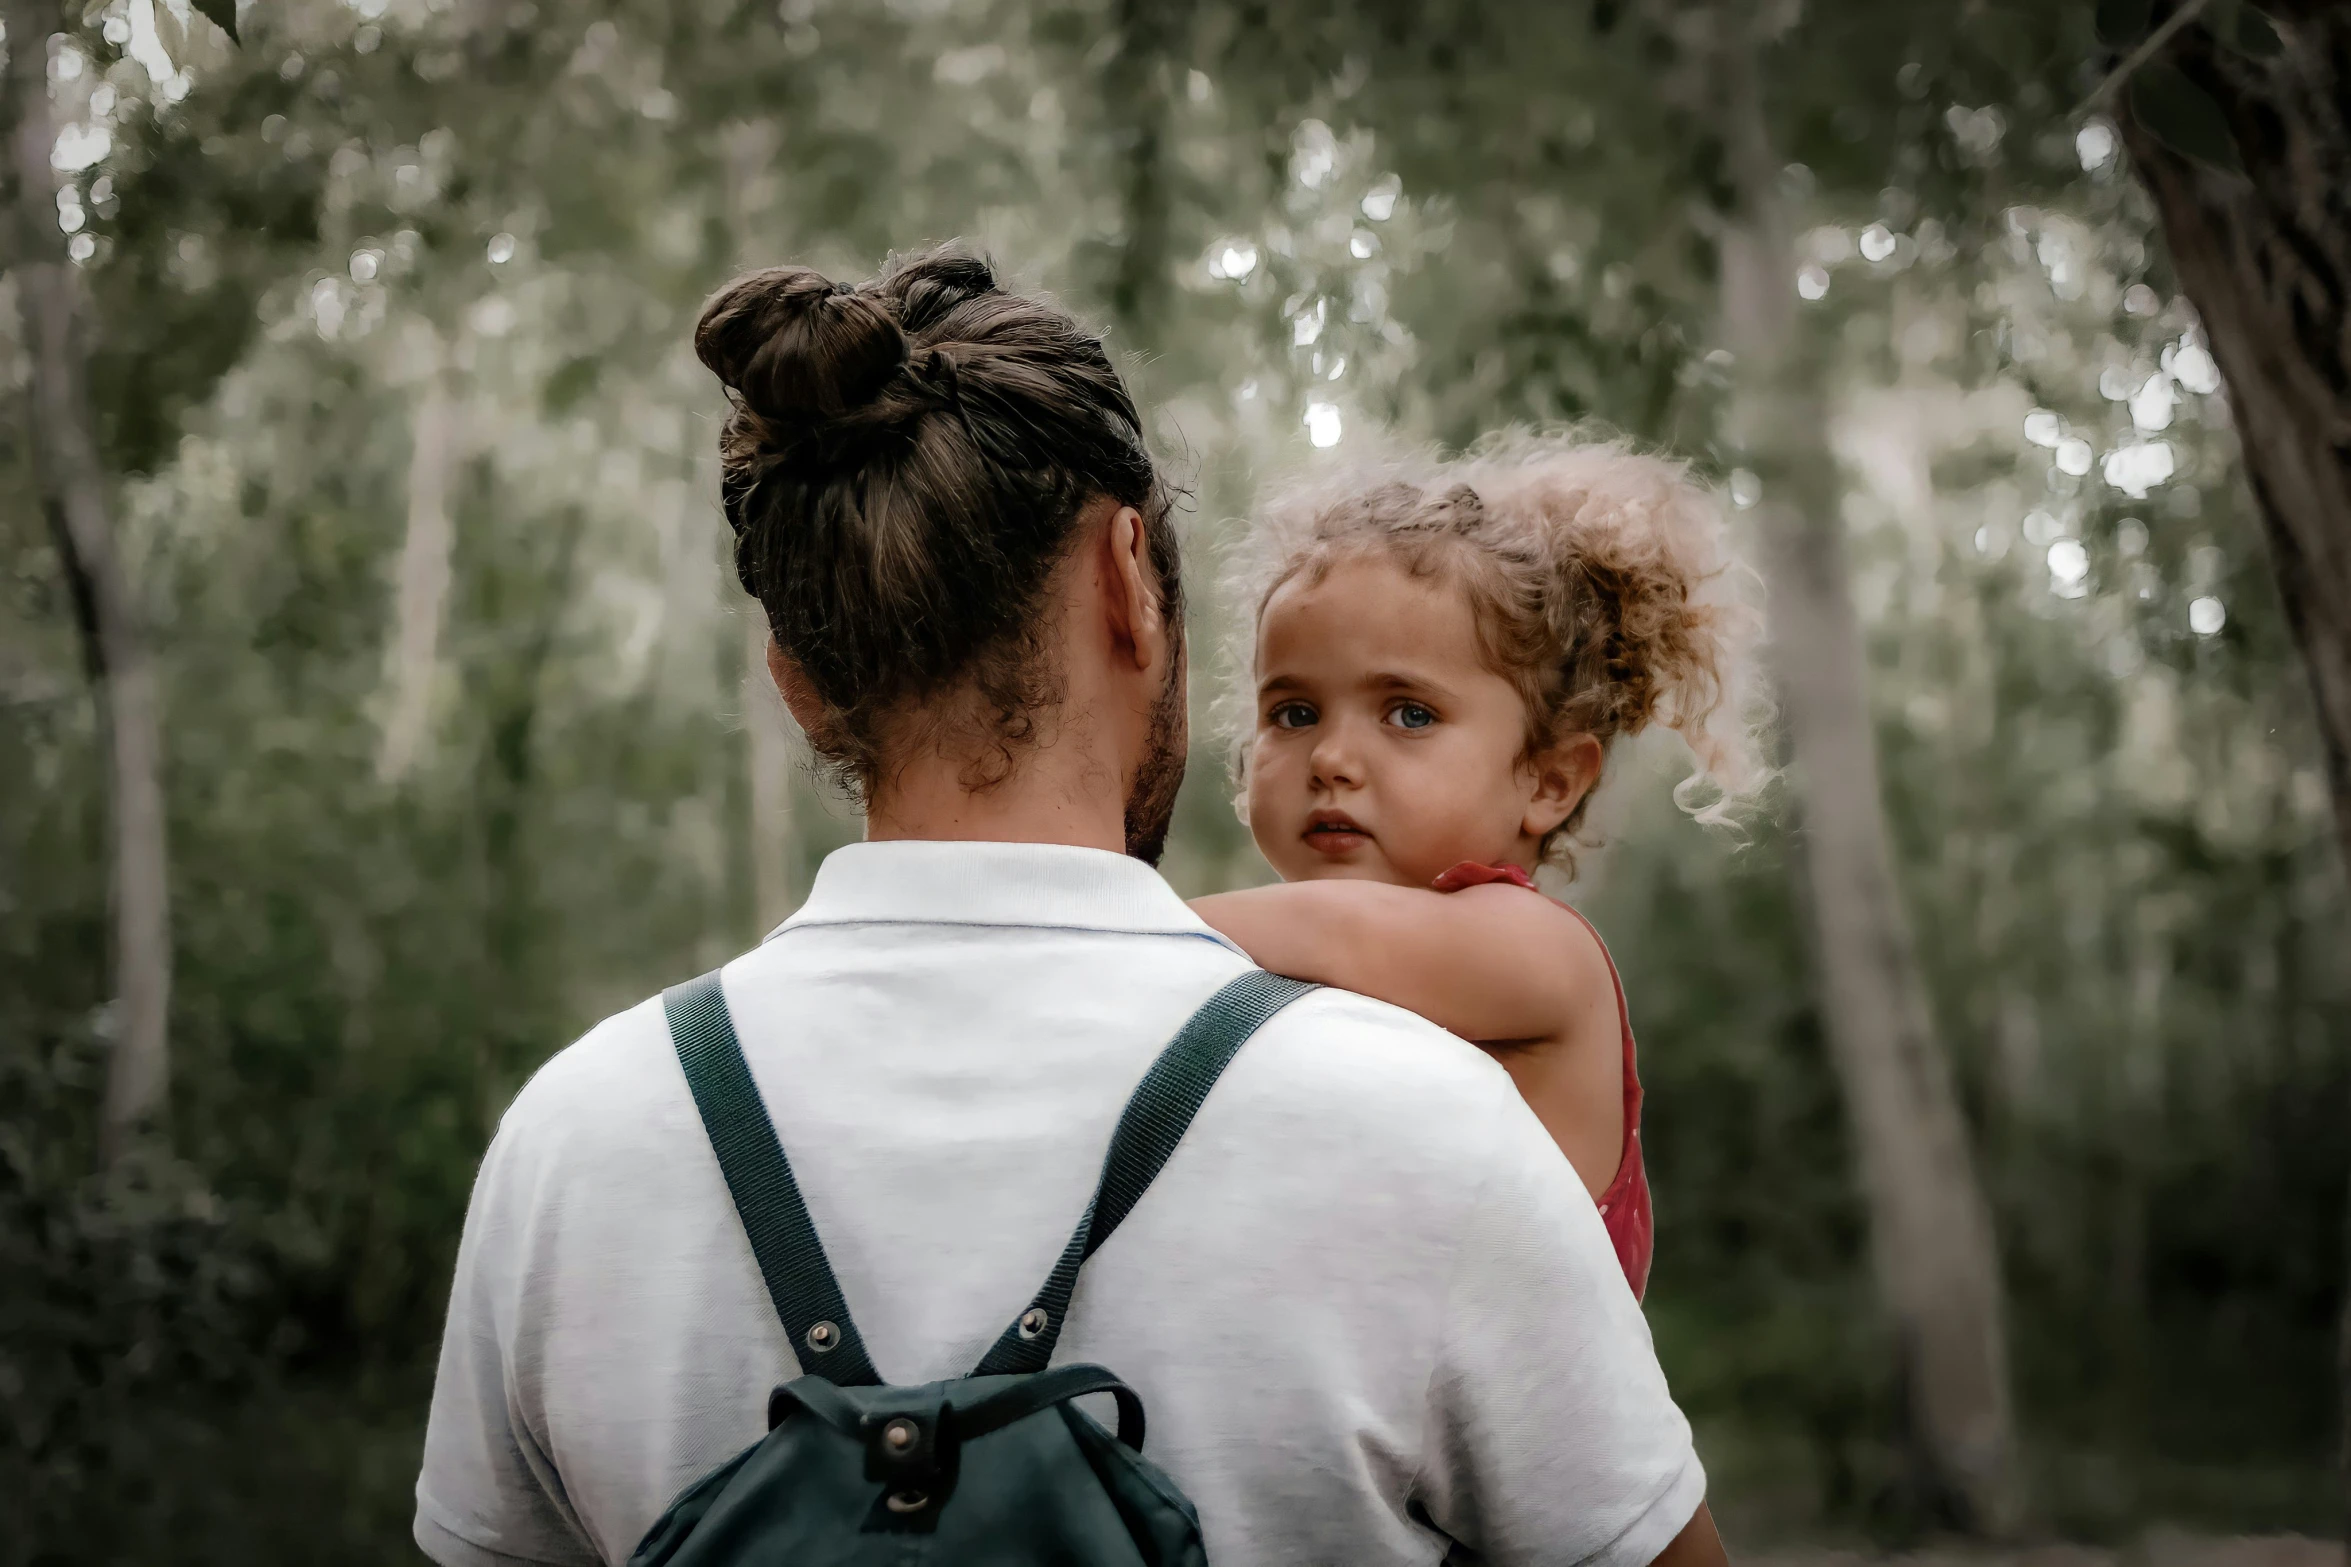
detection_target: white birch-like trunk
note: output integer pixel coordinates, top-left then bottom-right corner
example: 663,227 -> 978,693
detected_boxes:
8,0 -> 172,1161
377,355 -> 459,783
1714,17 -> 2018,1531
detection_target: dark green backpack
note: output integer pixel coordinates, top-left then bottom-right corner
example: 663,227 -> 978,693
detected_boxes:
628,968 -> 1316,1567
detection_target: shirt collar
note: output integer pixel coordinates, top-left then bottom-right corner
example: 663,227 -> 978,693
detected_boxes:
772,839 -> 1245,954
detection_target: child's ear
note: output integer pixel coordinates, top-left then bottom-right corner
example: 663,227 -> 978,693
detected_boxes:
1521,733 -> 1604,840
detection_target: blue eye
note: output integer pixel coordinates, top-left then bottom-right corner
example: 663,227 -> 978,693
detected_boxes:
1389,702 -> 1437,731
1269,701 -> 1318,730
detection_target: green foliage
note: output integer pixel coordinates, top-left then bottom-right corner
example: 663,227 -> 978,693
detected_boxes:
2093,0 -> 2284,174
2213,4 -> 2286,60
2,0 -> 2344,1557
2130,63 -> 2245,172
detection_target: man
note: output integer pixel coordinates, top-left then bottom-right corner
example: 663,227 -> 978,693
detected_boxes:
415,247 -> 1725,1567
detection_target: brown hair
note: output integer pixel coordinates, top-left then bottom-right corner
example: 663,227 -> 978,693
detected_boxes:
1225,431 -> 1767,870
696,246 -> 1178,797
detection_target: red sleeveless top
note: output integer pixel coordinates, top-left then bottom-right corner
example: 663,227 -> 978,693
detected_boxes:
1430,861 -> 1654,1300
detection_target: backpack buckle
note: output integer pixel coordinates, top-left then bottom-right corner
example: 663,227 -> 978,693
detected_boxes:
860,1397 -> 958,1532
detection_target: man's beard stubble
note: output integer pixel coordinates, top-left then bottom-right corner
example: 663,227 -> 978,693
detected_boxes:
1122,639 -> 1188,867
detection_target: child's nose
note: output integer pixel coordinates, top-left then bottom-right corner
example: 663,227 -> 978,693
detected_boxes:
1308,726 -> 1364,788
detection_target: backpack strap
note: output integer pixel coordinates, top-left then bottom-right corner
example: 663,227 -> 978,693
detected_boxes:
971,970 -> 1318,1377
664,970 -> 882,1387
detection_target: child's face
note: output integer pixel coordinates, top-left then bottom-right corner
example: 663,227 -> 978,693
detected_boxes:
1246,552 -> 1592,889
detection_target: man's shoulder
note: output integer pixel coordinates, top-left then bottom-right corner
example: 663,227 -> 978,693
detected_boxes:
1230,984 -> 1529,1154
483,967 -> 1531,1185
491,991 -> 687,1164
1259,983 -> 1512,1077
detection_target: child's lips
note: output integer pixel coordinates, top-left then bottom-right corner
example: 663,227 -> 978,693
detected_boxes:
1303,815 -> 1370,854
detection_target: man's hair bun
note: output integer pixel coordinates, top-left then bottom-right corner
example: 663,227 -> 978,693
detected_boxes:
693,266 -> 908,424
890,252 -> 1001,333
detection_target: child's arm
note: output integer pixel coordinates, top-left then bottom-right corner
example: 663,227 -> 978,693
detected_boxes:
1193,881 -> 1589,1041
1192,880 -> 1626,1196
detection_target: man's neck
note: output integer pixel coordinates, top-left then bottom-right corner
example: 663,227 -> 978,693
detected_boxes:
864,735 -> 1129,854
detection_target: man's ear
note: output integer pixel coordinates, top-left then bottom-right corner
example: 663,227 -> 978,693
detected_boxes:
765,635 -> 827,734
1522,732 -> 1604,840
1101,503 -> 1168,675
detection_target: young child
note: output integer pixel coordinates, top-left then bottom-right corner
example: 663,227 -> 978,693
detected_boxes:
1191,435 -> 1764,1299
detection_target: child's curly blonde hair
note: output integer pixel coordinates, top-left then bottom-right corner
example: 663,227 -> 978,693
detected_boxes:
1222,430 -> 1769,871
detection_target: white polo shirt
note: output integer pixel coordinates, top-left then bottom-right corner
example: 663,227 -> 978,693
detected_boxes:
415,840 -> 1703,1567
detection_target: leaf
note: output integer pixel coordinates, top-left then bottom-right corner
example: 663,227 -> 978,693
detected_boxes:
2129,61 -> 2245,172
2218,4 -> 2285,57
2096,0 -> 2153,45
192,0 -> 237,43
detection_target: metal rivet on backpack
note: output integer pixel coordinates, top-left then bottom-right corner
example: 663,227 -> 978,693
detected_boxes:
1017,1307 -> 1049,1340
882,1418 -> 919,1452
885,1489 -> 929,1514
805,1320 -> 839,1353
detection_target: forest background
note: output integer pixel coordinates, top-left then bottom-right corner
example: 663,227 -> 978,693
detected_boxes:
4,0 -> 2348,1561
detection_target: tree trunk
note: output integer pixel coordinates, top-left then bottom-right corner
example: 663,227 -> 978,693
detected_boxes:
378,352 -> 460,783
1103,0 -> 1188,346
2110,2 -> 2351,1542
7,0 -> 172,1162
1714,21 -> 2017,1532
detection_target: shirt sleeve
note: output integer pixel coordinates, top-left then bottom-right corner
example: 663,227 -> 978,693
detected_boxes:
414,1123 -> 601,1567
1412,1097 -> 1705,1567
